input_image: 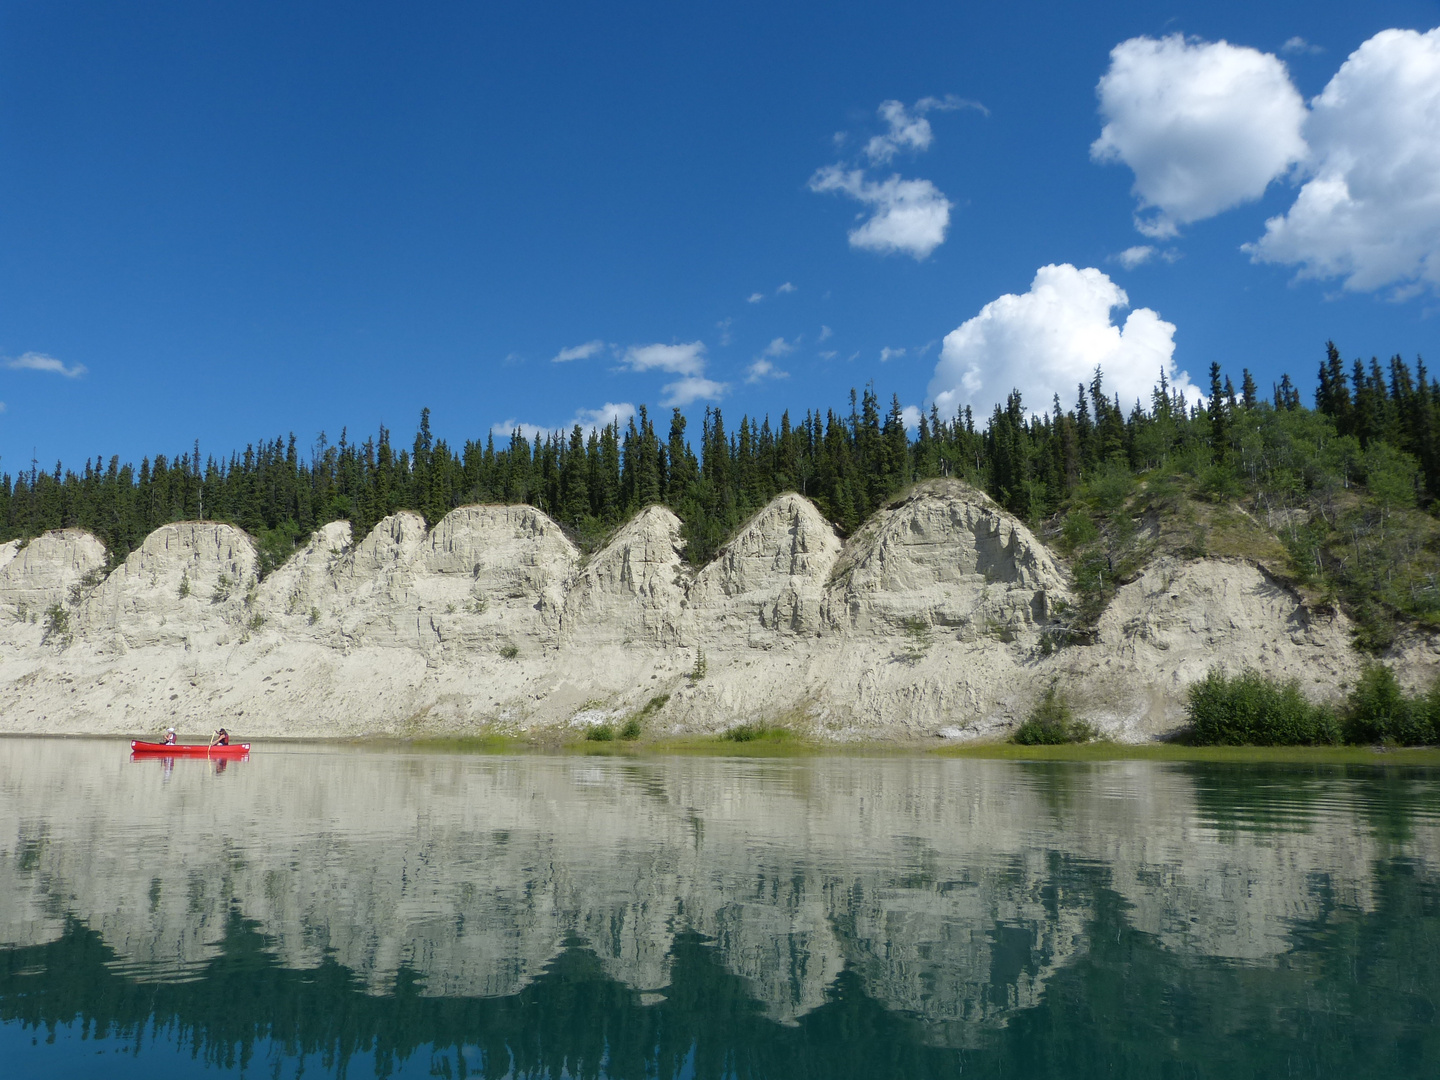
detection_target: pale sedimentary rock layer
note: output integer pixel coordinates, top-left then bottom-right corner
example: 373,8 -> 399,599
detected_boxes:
0,479 -> 1409,740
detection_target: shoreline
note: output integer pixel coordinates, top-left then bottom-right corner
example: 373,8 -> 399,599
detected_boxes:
10,730 -> 1440,766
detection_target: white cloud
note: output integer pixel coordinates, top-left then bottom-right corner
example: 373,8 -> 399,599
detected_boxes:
1092,35 -> 1307,237
901,405 -> 921,431
574,402 -> 636,430
716,317 -> 733,346
747,292 -> 765,303
551,339 -> 606,363
0,401 -> 6,412
1282,37 -> 1324,56
1247,28 -> 1440,295
744,359 -> 788,384
776,281 -> 796,294
490,419 -> 554,442
491,401 -> 637,442
809,166 -> 951,259
818,350 -> 838,361
862,95 -> 986,163
622,341 -> 707,376
745,338 -> 795,383
865,100 -> 936,163
879,346 -> 906,363
818,325 -> 833,342
1116,245 -> 1156,268
926,264 -> 1198,421
5,351 -> 87,378
661,376 -> 728,407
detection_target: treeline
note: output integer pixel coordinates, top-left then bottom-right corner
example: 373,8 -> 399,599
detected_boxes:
2,344 -> 1438,613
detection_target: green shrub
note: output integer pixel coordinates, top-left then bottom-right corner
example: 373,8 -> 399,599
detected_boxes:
255,521 -> 304,580
41,603 -> 71,647
498,642 -> 519,660
1013,685 -> 1093,745
619,718 -> 643,740
584,724 -> 615,742
1185,668 -> 1340,746
1343,664 -> 1436,745
721,723 -> 794,743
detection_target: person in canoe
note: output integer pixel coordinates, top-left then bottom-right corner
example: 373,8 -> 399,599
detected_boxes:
164,727 -> 177,745
209,727 -> 230,747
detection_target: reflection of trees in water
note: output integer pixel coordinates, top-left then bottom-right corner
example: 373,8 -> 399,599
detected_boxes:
1182,762 -> 1440,844
4,858 -> 1440,1079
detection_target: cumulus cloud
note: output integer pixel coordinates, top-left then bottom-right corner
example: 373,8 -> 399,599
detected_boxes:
1092,35 -> 1307,237
926,264 -> 1198,421
1282,37 -> 1324,56
491,401 -> 637,442
776,281 -> 796,294
621,341 -> 707,376
879,346 -> 906,363
863,96 -> 987,163
818,325 -> 833,342
1247,27 -> 1440,295
5,352 -> 87,378
1115,245 -> 1156,268
551,339 -> 606,363
744,359 -> 788,384
744,337 -> 795,383
747,292 -> 765,303
661,376 -> 728,407
818,350 -> 838,361
901,405 -> 921,431
618,340 -> 727,406
575,402 -> 636,430
865,100 -> 936,163
490,420 -> 553,442
809,167 -> 951,259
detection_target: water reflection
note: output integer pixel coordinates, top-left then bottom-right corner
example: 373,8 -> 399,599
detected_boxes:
1,742 -> 1438,1077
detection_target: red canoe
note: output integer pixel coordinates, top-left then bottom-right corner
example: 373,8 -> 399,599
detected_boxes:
131,740 -> 250,758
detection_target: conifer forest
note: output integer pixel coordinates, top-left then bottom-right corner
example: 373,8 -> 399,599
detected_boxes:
3,343 -> 1439,651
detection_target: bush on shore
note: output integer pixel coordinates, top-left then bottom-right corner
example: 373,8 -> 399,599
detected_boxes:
1013,686 -> 1094,745
1186,665 -> 1439,746
1185,668 -> 1340,746
1342,664 -> 1439,745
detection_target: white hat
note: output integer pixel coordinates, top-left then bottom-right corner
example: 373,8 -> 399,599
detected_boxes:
167,727 -> 176,733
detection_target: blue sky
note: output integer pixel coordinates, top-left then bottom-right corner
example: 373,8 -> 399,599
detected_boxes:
2,0 -> 1439,473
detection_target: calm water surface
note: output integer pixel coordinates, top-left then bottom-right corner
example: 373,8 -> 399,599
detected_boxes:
1,740 -> 1438,1078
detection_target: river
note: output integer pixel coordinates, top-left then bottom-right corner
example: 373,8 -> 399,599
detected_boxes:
1,739 -> 1437,1077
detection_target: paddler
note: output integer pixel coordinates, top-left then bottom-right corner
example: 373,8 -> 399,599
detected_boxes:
209,727 -> 230,747
163,727 -> 177,745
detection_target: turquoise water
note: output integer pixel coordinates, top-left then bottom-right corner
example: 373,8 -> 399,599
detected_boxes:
1,742 -> 1438,1078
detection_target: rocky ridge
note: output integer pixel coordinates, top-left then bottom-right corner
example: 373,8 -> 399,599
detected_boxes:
0,479 -> 1394,740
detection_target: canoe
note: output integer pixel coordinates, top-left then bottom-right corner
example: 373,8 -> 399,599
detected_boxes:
131,740 -> 250,758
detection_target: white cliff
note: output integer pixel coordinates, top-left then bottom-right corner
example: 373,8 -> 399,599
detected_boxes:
0,479 -> 1406,741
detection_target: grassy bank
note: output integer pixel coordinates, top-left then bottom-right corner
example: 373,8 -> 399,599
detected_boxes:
370,731 -> 1440,765
930,741 -> 1440,766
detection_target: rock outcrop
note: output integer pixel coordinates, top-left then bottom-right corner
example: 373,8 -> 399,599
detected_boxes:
0,479 -> 1406,741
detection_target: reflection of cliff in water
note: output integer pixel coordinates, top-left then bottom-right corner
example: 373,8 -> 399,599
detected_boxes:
1,744 -> 1439,1054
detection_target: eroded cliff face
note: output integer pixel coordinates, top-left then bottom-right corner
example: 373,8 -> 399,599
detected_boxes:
0,479 -> 1394,740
